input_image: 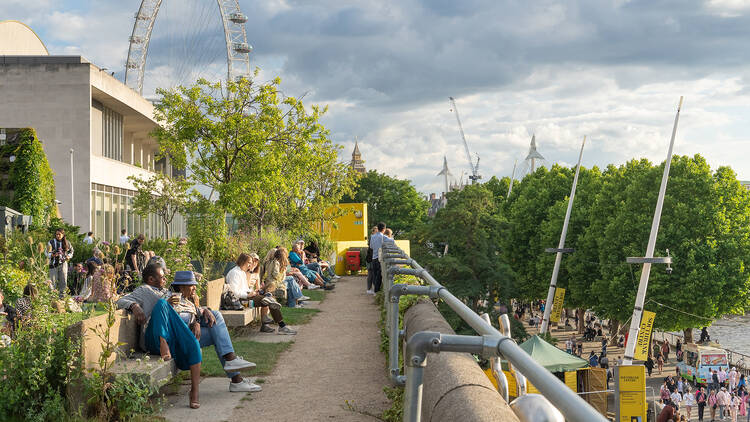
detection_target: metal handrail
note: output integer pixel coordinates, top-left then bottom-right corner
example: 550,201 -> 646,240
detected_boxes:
380,243 -> 608,422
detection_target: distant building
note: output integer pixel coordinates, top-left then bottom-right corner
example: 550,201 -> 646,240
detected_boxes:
350,141 -> 366,174
0,20 -> 186,242
427,192 -> 447,218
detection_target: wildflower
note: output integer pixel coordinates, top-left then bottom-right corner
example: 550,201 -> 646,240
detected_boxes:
29,258 -> 35,266
144,355 -> 150,361
135,358 -> 142,364
114,246 -> 121,255
36,242 -> 45,254
27,236 -> 33,245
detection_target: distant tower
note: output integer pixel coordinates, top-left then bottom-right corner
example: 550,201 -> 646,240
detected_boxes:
436,156 -> 453,194
524,134 -> 546,173
350,140 -> 366,174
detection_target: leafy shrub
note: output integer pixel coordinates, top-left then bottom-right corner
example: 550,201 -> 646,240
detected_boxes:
0,308 -> 81,421
302,231 -> 335,260
225,227 -> 296,262
0,262 -> 30,303
186,198 -> 228,279
6,129 -> 57,227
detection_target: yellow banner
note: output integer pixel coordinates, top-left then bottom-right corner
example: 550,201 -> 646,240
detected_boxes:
634,310 -> 656,361
617,365 -> 646,422
550,288 -> 565,323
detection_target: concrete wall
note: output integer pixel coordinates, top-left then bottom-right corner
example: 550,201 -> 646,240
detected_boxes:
66,309 -> 140,370
0,57 -> 92,226
404,299 -> 520,422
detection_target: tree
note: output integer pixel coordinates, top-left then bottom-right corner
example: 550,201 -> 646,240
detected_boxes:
414,184 -> 515,312
6,129 -> 56,226
589,155 -> 750,337
341,170 -> 429,236
501,165 -> 574,299
153,76 -> 354,234
127,173 -> 192,239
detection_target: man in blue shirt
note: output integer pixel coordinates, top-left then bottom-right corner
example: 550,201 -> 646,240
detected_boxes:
368,222 -> 387,293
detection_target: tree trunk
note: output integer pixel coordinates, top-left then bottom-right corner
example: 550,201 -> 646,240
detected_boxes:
164,220 -> 170,239
577,309 -> 585,334
609,319 -> 621,346
683,328 -> 694,344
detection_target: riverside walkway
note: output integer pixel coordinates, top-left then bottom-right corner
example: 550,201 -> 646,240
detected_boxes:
162,276 -> 390,421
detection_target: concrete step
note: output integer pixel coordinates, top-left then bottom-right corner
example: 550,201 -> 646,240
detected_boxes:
111,353 -> 178,389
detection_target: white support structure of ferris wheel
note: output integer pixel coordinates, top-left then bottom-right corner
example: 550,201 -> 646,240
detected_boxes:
124,0 -> 252,95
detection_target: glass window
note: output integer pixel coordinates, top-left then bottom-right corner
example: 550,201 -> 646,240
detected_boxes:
104,192 -> 112,242
96,191 -> 104,240
91,190 -> 96,237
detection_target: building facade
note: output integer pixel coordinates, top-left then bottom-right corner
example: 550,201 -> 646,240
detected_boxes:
0,21 -> 185,242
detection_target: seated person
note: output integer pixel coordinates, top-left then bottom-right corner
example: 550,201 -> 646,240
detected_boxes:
225,253 -> 260,299
117,265 -> 255,409
227,251 -> 296,335
171,270 -> 261,393
90,264 -> 118,303
74,261 -> 97,302
0,288 -> 17,337
15,283 -> 37,326
300,240 -> 338,280
289,244 -> 330,289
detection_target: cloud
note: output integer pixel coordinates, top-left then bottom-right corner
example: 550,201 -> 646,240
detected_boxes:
7,0 -> 750,193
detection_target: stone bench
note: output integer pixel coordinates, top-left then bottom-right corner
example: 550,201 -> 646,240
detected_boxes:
202,277 -> 261,327
66,309 -> 178,407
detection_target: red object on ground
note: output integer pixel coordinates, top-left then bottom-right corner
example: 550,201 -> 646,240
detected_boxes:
346,250 -> 361,272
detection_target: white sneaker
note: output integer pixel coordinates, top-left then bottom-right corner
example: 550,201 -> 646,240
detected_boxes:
366,289 -> 374,295
298,295 -> 311,301
223,356 -> 256,372
229,378 -> 262,392
306,284 -> 320,290
332,275 -> 341,280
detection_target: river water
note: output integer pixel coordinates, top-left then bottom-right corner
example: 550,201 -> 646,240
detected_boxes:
675,314 -> 750,357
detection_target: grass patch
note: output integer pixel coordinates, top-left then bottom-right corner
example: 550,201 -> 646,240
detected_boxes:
302,289 -> 326,302
282,307 -> 320,325
200,340 -> 292,377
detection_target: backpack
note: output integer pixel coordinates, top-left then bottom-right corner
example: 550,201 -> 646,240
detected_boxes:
220,286 -> 243,310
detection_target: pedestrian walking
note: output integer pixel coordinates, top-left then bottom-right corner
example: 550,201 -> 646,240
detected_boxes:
684,386 -> 695,420
645,355 -> 655,376
696,387 -> 707,422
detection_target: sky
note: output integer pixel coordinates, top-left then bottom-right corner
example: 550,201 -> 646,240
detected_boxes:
4,0 -> 750,194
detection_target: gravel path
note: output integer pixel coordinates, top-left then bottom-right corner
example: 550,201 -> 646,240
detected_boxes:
230,276 -> 389,421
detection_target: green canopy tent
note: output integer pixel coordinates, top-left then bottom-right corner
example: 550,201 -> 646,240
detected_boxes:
518,335 -> 589,372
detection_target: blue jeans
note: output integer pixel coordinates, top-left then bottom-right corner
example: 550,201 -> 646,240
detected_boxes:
305,262 -> 329,281
148,299 -> 201,370
285,276 -> 303,307
180,310 -> 238,379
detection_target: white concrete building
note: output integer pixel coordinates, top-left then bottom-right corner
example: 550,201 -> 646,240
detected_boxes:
0,20 -> 185,242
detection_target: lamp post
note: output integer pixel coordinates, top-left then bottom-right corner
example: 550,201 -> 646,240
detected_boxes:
70,148 -> 74,225
622,97 -> 683,366
539,136 -> 586,334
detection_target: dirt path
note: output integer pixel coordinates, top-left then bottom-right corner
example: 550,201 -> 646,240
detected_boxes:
230,276 -> 389,421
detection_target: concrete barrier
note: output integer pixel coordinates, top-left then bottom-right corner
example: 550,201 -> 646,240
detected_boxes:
403,299 -> 520,422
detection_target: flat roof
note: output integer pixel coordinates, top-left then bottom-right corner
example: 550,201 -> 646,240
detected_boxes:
0,55 -> 89,64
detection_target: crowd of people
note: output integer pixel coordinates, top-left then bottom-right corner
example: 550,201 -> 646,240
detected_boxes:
0,226 -> 345,409
658,372 -> 749,422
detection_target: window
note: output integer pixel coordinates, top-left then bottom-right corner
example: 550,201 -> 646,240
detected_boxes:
94,100 -> 123,161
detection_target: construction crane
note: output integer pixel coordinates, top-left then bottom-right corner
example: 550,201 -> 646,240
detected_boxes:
449,97 -> 481,184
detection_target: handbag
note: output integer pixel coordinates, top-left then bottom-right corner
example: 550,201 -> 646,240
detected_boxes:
365,247 -> 373,263
220,288 -> 243,311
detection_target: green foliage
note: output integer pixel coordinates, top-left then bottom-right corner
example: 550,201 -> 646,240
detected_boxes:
200,340 -> 292,377
128,172 -> 192,239
382,386 -> 404,422
342,170 -> 429,237
224,227 -> 297,263
413,184 -> 515,313
153,76 -> 355,234
6,129 -> 56,227
161,238 -> 192,282
185,197 -> 228,279
0,261 -> 29,303
0,309 -> 81,421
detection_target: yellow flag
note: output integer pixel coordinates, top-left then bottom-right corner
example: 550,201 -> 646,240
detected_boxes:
634,310 -> 656,361
550,287 -> 565,323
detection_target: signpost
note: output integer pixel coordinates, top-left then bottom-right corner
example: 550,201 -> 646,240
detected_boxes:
615,365 -> 647,422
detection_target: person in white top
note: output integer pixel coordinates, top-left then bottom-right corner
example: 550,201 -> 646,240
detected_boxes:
83,231 -> 94,244
670,390 -> 683,411
225,253 -> 257,299
729,367 -> 738,392
683,386 -> 696,420
119,229 -> 129,245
